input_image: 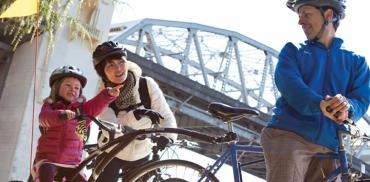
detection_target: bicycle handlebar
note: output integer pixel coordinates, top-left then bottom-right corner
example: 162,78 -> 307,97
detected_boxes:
325,106 -> 355,126
59,113 -> 232,145
57,113 -> 69,120
58,113 -> 116,137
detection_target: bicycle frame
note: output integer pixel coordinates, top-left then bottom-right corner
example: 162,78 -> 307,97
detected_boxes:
202,143 -> 263,182
201,132 -> 355,182
315,130 -> 351,182
197,124 -> 354,182
70,117 -> 219,181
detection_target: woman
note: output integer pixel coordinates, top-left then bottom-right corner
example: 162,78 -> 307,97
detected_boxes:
92,41 -> 177,181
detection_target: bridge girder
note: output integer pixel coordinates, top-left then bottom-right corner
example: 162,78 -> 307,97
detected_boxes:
111,18 -> 279,113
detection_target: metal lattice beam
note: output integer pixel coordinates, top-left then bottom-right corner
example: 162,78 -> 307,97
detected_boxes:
111,18 -> 279,113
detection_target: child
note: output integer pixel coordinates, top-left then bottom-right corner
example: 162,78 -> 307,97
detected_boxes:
31,65 -> 122,182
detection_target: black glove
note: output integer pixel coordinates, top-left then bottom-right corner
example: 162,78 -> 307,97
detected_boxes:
133,109 -> 164,125
156,136 -> 174,151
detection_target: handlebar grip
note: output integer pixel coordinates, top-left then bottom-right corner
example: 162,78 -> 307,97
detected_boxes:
325,106 -> 340,118
59,112 -> 90,123
58,113 -> 68,120
326,107 -> 355,125
325,106 -> 333,113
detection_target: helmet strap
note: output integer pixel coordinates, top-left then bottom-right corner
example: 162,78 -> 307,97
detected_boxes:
312,8 -> 328,42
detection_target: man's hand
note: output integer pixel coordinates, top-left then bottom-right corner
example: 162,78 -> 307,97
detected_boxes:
108,84 -> 123,97
320,94 -> 350,124
133,109 -> 164,124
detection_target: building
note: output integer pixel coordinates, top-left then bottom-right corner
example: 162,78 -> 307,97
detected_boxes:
0,0 -> 114,181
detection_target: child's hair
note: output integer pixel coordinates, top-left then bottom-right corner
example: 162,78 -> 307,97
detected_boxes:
43,65 -> 87,104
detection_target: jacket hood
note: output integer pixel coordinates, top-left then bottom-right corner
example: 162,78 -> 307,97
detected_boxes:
126,61 -> 142,79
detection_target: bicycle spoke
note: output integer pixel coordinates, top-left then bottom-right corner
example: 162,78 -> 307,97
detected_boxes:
126,159 -> 219,182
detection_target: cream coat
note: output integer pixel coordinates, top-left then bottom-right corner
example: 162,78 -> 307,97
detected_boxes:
97,61 -> 177,161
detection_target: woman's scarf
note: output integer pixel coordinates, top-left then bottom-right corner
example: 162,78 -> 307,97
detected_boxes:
105,71 -> 137,111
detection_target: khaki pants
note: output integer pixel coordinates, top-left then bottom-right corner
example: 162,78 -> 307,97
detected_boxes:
260,127 -> 340,182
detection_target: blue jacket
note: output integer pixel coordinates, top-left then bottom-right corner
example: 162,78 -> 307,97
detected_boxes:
267,38 -> 370,152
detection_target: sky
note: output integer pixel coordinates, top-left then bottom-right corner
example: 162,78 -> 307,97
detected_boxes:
110,0 -> 370,181
112,0 -> 370,62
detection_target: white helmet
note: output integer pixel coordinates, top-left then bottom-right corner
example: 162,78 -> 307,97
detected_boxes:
286,0 -> 346,19
49,65 -> 87,88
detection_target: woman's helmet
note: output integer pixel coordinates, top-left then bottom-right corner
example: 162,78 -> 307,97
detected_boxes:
286,0 -> 346,19
49,65 -> 87,88
92,41 -> 127,67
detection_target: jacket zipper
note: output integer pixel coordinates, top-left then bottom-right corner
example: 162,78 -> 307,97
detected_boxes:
315,48 -> 331,142
60,121 -> 66,156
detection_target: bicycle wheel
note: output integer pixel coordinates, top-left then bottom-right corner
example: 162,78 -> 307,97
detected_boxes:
125,159 -> 219,182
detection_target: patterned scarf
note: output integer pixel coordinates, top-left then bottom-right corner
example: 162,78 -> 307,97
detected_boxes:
105,71 -> 137,110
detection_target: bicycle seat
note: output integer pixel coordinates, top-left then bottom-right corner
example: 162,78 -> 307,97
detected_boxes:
208,102 -> 259,121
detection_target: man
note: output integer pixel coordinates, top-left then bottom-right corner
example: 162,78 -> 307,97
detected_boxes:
260,0 -> 370,182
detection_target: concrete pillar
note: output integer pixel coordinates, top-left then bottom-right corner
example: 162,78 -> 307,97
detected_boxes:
1,0 -> 114,181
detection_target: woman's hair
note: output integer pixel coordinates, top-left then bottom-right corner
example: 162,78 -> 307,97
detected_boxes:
43,77 -> 85,104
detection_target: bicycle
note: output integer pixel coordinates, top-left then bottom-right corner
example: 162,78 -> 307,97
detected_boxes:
67,115 -> 176,182
123,102 -> 370,182
67,111 -> 235,181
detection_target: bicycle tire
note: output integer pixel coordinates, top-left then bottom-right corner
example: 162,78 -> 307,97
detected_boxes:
125,159 -> 219,182
86,154 -> 115,182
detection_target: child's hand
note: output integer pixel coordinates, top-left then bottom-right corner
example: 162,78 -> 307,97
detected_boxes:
108,84 -> 123,97
64,110 -> 76,120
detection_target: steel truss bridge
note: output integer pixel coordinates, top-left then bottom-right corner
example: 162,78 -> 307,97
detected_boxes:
110,18 -> 370,179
